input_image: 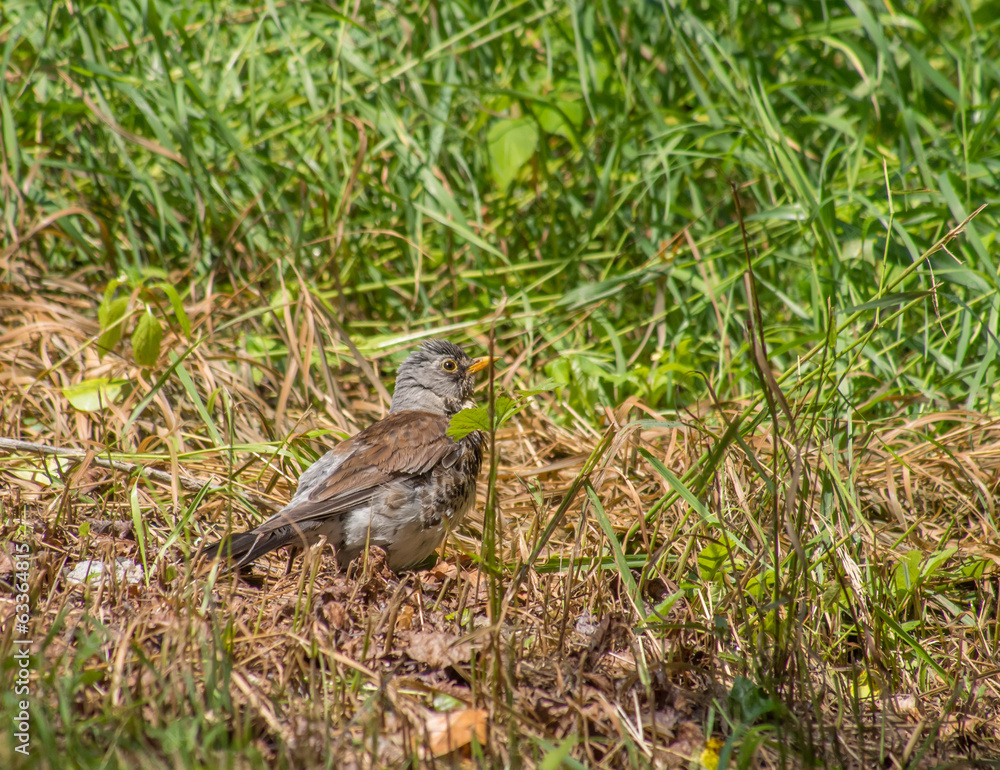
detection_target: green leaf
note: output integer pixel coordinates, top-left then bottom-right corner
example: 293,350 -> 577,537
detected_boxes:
447,405 -> 491,440
102,277 -> 124,304
131,311 -> 163,367
1,87 -> 20,181
413,202 -> 509,262
170,355 -> 225,448
697,533 -> 745,582
698,541 -> 729,581
923,546 -> 958,579
746,569 -> 776,602
79,670 -> 104,686
893,550 -> 923,595
487,117 -> 538,190
97,296 -> 131,355
447,399 -> 504,438
130,483 -> 150,587
518,379 -> 559,397
961,559 -> 987,580
446,396 -> 523,440
62,378 -> 128,412
537,99 -> 583,141
432,693 -> 464,712
156,281 -> 191,337
729,676 -> 778,723
539,736 -> 577,770
9,456 -> 72,486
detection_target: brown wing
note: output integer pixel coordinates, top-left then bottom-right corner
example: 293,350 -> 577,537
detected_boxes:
254,411 -> 460,533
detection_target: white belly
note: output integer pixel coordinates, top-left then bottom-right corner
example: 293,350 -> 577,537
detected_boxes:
338,479 -> 477,570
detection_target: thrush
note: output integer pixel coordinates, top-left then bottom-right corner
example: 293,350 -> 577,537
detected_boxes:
204,339 -> 492,571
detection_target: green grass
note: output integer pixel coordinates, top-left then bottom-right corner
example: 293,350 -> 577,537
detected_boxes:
4,0 -> 997,412
2,0 -> 999,767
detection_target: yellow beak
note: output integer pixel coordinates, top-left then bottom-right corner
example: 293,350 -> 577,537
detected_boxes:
467,356 -> 496,375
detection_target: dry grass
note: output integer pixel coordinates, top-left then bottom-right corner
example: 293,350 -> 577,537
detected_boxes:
2,268 -> 999,769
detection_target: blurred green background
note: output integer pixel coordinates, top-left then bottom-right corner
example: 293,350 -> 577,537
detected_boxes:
2,0 -> 998,416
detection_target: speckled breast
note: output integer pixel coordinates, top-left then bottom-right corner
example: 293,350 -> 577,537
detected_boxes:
424,429 -> 485,531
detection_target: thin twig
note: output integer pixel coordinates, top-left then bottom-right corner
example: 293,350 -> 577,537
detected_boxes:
0,437 -> 279,511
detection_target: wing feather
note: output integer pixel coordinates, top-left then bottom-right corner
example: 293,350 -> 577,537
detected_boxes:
253,411 -> 460,534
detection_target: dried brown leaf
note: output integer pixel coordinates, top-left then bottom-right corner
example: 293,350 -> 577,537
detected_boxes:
406,631 -> 471,670
424,708 -> 488,757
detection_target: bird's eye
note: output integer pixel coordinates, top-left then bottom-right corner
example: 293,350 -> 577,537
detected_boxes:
442,359 -> 457,372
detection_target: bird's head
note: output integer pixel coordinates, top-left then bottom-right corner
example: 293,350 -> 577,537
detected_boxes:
390,339 -> 493,416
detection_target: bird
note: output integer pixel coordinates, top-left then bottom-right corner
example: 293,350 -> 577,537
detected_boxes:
203,339 -> 493,572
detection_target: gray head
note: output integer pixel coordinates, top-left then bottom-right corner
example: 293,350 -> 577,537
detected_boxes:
389,339 -> 491,415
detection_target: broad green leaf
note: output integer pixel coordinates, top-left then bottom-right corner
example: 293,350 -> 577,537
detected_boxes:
62,378 -> 128,412
698,541 -> 729,581
9,456 -> 72,486
745,569 -> 775,602
448,406 -> 491,440
97,296 -> 131,355
79,670 -> 104,686
539,736 -> 577,770
102,277 -> 124,304
923,546 -> 958,578
487,117 -> 538,190
961,559 -> 987,580
432,693 -> 464,712
447,396 -> 518,440
131,311 -> 163,367
537,99 -> 583,141
729,676 -> 777,723
893,550 -> 923,595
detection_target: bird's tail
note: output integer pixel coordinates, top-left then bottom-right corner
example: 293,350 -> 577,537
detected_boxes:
201,528 -> 292,569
